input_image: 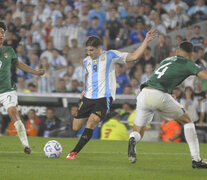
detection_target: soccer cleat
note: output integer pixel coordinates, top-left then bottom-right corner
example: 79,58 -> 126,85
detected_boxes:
192,159 -> 207,169
66,152 -> 77,159
128,137 -> 136,163
24,146 -> 31,154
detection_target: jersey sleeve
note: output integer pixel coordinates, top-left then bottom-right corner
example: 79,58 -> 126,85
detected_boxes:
186,61 -> 203,75
109,50 -> 128,64
10,47 -> 18,64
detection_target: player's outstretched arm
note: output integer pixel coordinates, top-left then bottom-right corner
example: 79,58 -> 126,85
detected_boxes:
126,29 -> 157,62
197,70 -> 207,80
16,60 -> 45,76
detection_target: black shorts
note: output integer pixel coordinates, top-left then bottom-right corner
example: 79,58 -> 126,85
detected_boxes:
75,97 -> 113,120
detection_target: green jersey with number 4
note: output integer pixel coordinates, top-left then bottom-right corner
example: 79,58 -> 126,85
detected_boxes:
143,56 -> 203,94
0,46 -> 18,93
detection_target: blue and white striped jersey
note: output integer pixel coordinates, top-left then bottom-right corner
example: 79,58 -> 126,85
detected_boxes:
83,50 -> 128,100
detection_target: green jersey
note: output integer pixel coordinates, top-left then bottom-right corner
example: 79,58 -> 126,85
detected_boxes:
0,46 -> 18,93
143,56 -> 203,94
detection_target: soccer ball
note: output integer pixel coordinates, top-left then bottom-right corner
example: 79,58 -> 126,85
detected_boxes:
43,140 -> 62,158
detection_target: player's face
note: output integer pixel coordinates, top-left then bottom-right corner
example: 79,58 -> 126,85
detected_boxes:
86,46 -> 101,59
0,28 -> 6,45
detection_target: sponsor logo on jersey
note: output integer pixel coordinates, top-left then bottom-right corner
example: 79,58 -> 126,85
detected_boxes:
87,62 -> 91,66
4,52 -> 8,58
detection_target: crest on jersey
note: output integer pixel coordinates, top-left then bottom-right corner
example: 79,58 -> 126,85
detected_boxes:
4,52 -> 8,58
93,58 -> 98,64
88,62 -> 91,66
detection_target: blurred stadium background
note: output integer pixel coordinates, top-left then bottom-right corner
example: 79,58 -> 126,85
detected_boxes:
0,0 -> 207,143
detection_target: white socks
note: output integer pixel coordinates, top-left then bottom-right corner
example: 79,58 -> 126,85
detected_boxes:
129,131 -> 141,143
184,122 -> 201,162
14,120 -> 29,147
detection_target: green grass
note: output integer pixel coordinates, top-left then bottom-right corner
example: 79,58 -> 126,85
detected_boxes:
0,136 -> 207,180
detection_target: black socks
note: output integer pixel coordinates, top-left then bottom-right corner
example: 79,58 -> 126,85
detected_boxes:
72,128 -> 93,153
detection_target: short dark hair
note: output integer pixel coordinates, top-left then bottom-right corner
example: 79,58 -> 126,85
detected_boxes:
28,83 -> 36,88
92,16 -> 99,20
0,22 -> 7,31
179,41 -> 193,54
86,36 -> 102,47
194,25 -> 200,29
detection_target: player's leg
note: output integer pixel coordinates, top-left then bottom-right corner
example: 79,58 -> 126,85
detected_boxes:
128,89 -> 154,163
8,107 -> 29,147
128,125 -> 145,163
75,97 -> 112,153
66,114 -> 100,159
72,97 -> 92,131
66,97 -> 93,159
66,97 -> 112,159
160,93 -> 207,168
73,118 -> 88,131
2,91 -> 31,154
176,113 -> 207,168
72,114 -> 100,152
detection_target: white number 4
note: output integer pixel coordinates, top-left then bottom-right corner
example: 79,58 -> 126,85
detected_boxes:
155,62 -> 172,79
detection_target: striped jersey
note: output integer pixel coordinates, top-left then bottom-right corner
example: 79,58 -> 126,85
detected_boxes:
83,50 -> 128,99
50,26 -> 67,51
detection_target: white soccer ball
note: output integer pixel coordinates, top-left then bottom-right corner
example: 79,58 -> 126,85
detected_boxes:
43,140 -> 62,158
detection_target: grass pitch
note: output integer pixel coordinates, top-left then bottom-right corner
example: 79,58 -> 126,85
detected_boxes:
0,136 -> 207,180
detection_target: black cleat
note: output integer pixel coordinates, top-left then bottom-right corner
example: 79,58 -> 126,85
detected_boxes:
24,146 -> 31,154
128,137 -> 136,163
192,159 -> 207,169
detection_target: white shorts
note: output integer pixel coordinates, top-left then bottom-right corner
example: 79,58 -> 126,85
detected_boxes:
0,91 -> 18,110
134,88 -> 184,126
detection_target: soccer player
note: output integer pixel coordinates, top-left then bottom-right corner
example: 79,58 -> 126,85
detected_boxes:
128,41 -> 207,168
66,29 -> 157,159
0,22 -> 45,154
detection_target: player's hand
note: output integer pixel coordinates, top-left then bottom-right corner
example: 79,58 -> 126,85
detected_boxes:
37,69 -> 45,76
145,29 -> 158,42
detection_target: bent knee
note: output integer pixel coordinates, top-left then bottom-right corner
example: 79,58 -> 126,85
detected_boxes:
73,124 -> 81,131
86,115 -> 100,129
72,118 -> 87,131
177,113 -> 193,124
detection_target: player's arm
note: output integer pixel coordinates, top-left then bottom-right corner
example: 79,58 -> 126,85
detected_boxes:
16,60 -> 45,76
80,72 -> 88,99
197,70 -> 207,80
126,29 -> 157,62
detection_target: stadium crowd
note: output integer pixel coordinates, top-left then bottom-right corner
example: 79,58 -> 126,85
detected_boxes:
0,0 -> 207,140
